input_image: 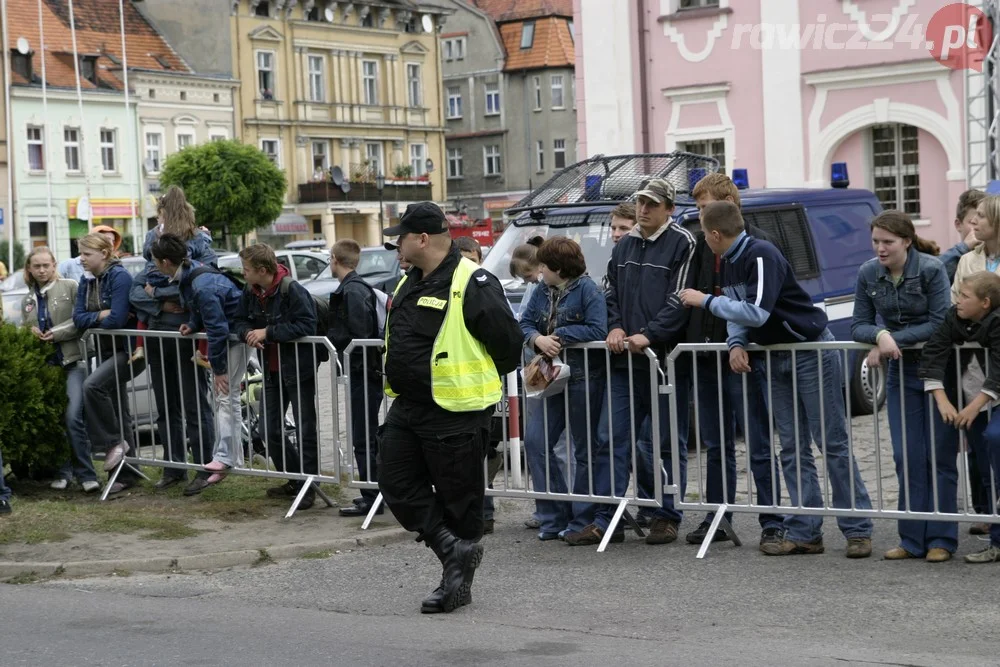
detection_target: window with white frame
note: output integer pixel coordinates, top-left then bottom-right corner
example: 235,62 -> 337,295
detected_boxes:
484,145 -> 502,176
447,147 -> 463,178
554,138 -> 566,169
100,129 -> 117,172
551,74 -> 564,109
261,138 -> 280,165
520,21 -> 535,49
678,138 -> 726,174
257,51 -> 275,99
311,140 -> 329,171
145,131 -> 163,173
308,54 -> 325,102
209,130 -> 228,142
27,126 -> 44,171
447,86 -> 463,118
871,123 -> 920,217
485,81 -> 500,115
176,131 -> 194,150
407,63 -> 422,107
362,60 -> 379,105
366,142 -> 383,176
536,140 -> 544,172
533,76 -> 541,110
64,127 -> 80,172
410,144 -> 426,177
679,0 -> 720,9
443,37 -> 466,61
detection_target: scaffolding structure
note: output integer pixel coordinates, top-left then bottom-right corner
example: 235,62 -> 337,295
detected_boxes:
967,0 -> 1000,190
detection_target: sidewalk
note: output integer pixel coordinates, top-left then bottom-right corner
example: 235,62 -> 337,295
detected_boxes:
0,475 -> 407,580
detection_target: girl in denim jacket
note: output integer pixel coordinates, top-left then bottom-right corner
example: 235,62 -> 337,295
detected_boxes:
852,210 -> 953,561
519,237 -> 608,540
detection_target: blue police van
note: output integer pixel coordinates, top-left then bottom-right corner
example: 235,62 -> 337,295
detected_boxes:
481,153 -> 886,414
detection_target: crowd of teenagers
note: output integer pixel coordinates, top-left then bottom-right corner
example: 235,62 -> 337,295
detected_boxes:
3,177 -> 1000,568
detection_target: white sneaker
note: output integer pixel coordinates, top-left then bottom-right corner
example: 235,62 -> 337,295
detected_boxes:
82,480 -> 101,493
50,479 -> 69,490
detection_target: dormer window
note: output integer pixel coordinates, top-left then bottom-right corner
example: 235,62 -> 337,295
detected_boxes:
11,50 -> 32,81
362,12 -> 374,27
80,56 -> 99,86
306,6 -> 320,20
152,54 -> 172,70
255,1 -> 271,17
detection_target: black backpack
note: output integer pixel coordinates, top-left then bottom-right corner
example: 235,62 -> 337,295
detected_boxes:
279,276 -> 329,336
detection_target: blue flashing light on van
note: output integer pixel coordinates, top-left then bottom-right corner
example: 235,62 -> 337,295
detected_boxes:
831,162 -> 850,188
484,152 -> 887,414
732,168 -> 749,190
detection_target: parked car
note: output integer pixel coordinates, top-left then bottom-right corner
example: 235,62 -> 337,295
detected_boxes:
284,239 -> 329,250
482,153 -> 887,415
217,250 -> 328,284
1,255 -> 148,326
304,246 -> 403,301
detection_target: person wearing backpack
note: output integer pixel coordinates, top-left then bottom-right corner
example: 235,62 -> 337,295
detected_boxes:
233,243 -> 321,509
326,239 -> 385,518
149,234 -> 248,495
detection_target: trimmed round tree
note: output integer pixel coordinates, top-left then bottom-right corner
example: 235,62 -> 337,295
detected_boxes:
159,140 -> 287,244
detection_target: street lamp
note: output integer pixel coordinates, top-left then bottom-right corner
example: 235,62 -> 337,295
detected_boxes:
376,172 -> 386,245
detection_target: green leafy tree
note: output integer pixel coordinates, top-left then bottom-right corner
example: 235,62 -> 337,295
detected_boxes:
0,323 -> 69,480
159,139 -> 287,241
0,239 -> 26,273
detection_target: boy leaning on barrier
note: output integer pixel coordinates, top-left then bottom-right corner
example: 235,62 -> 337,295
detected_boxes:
679,201 -> 875,558
564,178 -> 695,547
684,173 -> 785,552
919,271 -> 1000,564
326,239 -> 384,518
233,244 -> 320,509
150,233 -> 248,495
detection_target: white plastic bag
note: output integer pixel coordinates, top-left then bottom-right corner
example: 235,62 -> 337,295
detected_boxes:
522,355 -> 571,399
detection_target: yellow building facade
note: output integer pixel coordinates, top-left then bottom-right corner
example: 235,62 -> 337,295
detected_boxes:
231,0 -> 450,248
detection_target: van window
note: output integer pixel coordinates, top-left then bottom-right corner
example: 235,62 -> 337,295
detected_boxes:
742,206 -> 819,280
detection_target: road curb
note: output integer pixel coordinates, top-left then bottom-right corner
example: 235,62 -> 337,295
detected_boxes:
0,526 -> 411,580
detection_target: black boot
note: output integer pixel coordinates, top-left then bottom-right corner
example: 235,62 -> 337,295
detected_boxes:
419,527 -> 483,614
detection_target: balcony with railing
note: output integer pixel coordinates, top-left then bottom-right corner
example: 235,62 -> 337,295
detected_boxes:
298,163 -> 433,204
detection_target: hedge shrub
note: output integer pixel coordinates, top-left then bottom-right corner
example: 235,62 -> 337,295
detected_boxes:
0,323 -> 70,480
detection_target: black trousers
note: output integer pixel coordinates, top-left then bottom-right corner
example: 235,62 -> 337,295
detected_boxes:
261,374 -> 318,481
350,367 -> 384,503
377,397 -> 490,541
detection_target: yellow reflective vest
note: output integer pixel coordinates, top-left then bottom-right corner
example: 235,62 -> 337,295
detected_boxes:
384,257 -> 502,412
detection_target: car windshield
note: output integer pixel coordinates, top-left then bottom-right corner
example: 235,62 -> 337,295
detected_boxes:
217,254 -> 242,270
481,212 -> 616,295
315,248 -> 396,280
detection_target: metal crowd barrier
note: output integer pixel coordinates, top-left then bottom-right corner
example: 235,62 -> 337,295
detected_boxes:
344,340 -> 676,552
80,329 -> 343,517
668,341 -> 1000,559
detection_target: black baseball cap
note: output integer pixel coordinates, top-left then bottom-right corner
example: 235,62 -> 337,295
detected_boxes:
382,202 -> 448,237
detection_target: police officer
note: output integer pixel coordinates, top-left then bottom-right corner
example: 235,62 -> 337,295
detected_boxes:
379,202 -> 522,614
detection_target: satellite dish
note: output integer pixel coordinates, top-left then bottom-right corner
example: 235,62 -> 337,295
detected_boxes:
340,181 -> 352,194
330,165 -> 344,186
421,14 -> 434,33
425,158 -> 435,173
324,7 -> 334,22
16,37 -> 30,55
76,196 -> 92,222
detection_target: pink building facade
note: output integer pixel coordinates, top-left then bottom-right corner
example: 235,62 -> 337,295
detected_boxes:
574,0 -> 990,250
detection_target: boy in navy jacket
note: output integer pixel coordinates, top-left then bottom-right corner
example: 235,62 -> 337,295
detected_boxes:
680,201 -> 874,558
563,178 -> 694,547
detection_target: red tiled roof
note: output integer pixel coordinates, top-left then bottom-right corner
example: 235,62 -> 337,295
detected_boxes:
471,0 -> 572,23
499,15 -> 574,71
7,0 -> 190,91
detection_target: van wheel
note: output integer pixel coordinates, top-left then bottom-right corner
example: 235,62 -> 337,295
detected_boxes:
850,354 -> 885,415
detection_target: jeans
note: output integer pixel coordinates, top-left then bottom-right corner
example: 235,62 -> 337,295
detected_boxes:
770,329 -> 874,542
82,350 -> 142,486
378,398 -> 489,541
58,362 -> 97,483
886,360 -> 959,555
694,354 -> 784,531
260,374 -> 319,481
211,344 -> 252,468
523,371 -> 605,535
146,334 -> 215,478
0,444 -> 10,501
979,411 -> 1000,547
576,355 -> 689,532
350,364 -> 384,504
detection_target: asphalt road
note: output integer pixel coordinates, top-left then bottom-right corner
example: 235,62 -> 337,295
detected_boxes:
7,505 -> 1000,667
